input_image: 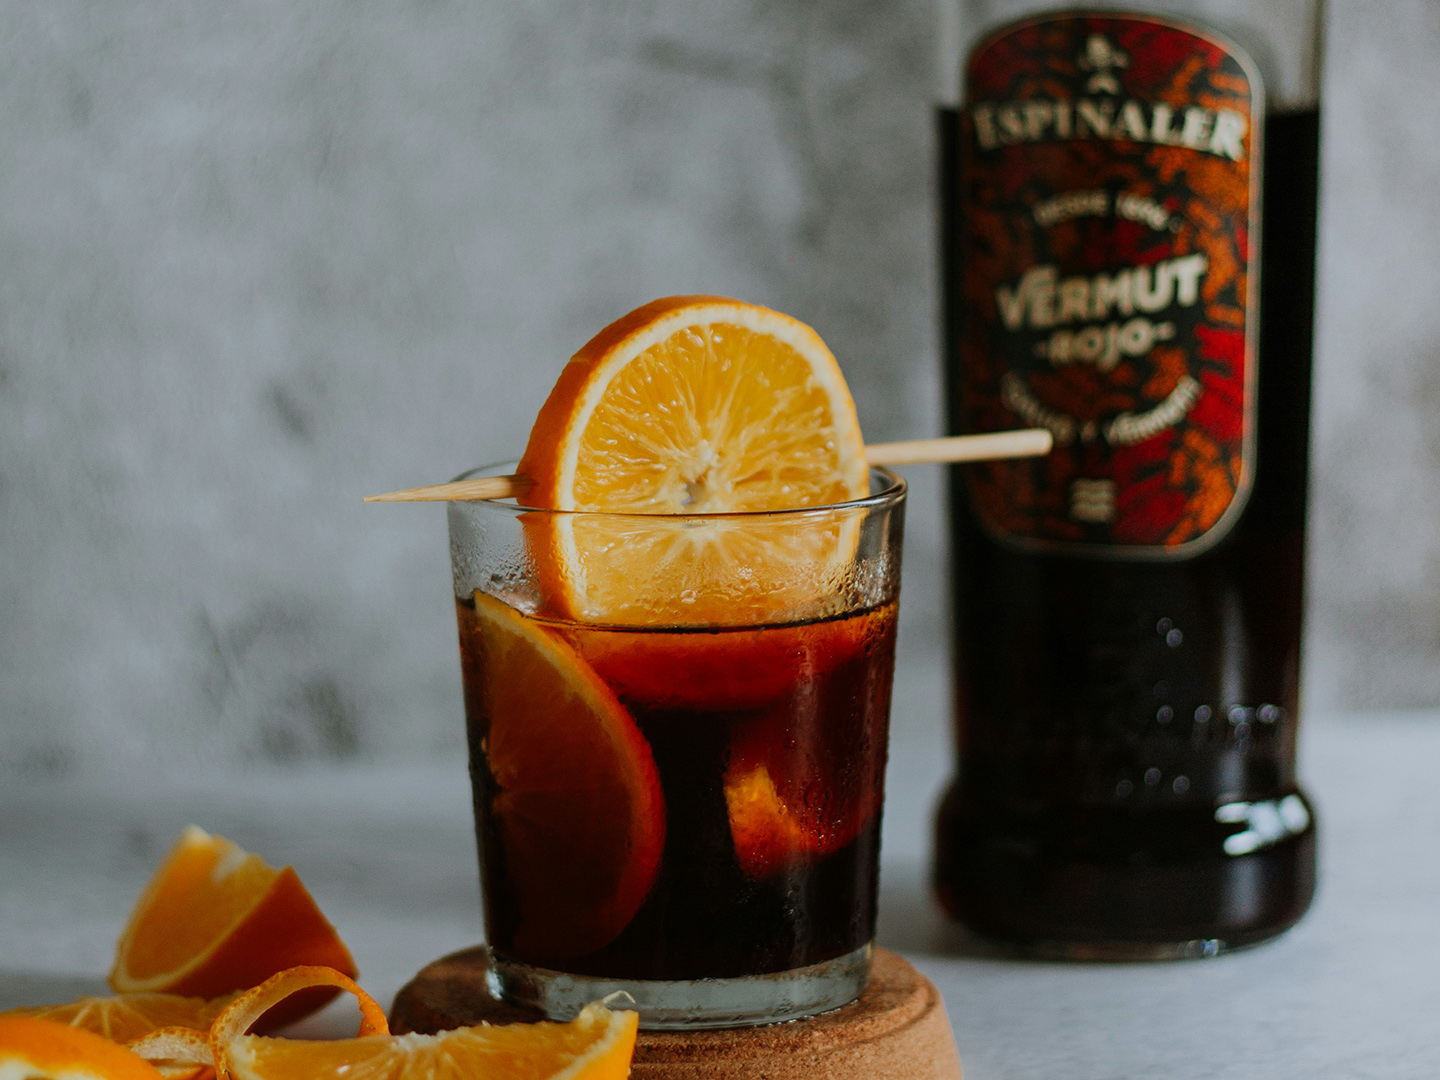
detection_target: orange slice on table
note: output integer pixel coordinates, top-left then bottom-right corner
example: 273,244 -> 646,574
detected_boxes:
0,993 -> 225,1048
517,295 -> 870,626
110,827 -> 356,1029
1,993 -> 228,1080
460,591 -> 665,962
0,1016 -> 166,1080
213,1000 -> 637,1080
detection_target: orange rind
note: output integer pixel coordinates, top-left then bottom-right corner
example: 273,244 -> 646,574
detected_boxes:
214,1000 -> 637,1080
109,828 -> 356,1028
207,966 -> 388,1058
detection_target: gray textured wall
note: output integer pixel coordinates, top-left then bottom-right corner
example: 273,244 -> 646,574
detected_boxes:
1306,0 -> 1440,709
1,1 -> 1436,775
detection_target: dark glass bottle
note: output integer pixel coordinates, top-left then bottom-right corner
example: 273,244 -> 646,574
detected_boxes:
935,4 -> 1322,957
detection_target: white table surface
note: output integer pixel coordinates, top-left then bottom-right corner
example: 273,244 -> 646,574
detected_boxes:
3,662 -> 1437,1079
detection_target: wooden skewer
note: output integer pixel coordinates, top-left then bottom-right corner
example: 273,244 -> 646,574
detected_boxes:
363,428 -> 1053,503
366,473 -> 535,503
862,428 -> 1052,466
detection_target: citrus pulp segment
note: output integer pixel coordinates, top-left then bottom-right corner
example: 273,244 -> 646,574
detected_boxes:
0,1016 -> 167,1080
0,995 -> 224,1047
516,296 -> 870,625
109,827 -> 355,1026
722,601 -> 897,879
215,1002 -> 637,1080
465,591 -> 665,962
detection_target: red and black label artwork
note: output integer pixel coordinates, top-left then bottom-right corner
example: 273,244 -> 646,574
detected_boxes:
959,13 -> 1262,557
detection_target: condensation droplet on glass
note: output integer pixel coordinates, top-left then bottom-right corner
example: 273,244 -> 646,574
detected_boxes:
1172,775 -> 1190,794
1258,704 -> 1279,723
1116,778 -> 1134,797
680,589 -> 696,604
1144,767 -> 1161,786
1165,628 -> 1183,647
1157,705 -> 1174,723
1156,617 -> 1173,634
1194,704 -> 1213,722
1229,705 -> 1247,724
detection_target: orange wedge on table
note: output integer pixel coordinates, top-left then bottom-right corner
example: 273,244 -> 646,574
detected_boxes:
109,827 -> 356,1028
517,295 -> 871,625
202,967 -> 634,1080
459,591 -> 665,963
215,1002 -> 636,1080
0,1016 -> 166,1080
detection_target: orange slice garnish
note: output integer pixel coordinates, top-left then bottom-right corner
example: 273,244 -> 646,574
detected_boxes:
110,828 -> 356,1028
214,1001 -> 637,1080
517,295 -> 869,625
0,1016 -> 166,1080
459,590 -> 665,963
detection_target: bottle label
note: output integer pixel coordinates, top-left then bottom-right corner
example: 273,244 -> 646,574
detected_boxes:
959,13 -> 1263,558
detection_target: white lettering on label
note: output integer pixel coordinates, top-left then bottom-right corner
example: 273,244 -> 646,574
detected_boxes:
995,254 -> 1208,335
973,98 -> 1247,161
1035,318 -> 1176,372
1001,372 -> 1076,444
1105,375 -> 1203,445
1070,478 -> 1116,522
1033,189 -> 1110,227
1001,372 -> 1204,450
1114,192 -> 1171,230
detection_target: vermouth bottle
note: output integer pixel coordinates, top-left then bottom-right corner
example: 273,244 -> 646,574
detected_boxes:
934,2 -> 1323,956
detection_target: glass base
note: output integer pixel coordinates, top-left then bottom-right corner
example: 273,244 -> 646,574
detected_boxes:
487,944 -> 872,1030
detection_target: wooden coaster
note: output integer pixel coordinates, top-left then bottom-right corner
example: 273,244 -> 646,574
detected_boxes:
390,947 -> 962,1080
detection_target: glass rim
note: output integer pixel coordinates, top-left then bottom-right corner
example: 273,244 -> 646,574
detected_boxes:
452,460 -> 906,520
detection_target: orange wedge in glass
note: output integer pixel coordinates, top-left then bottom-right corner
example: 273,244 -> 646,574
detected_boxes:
517,295 -> 869,625
722,602 -> 897,879
0,1016 -> 166,1080
461,591 -> 665,962
109,828 -> 356,1028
